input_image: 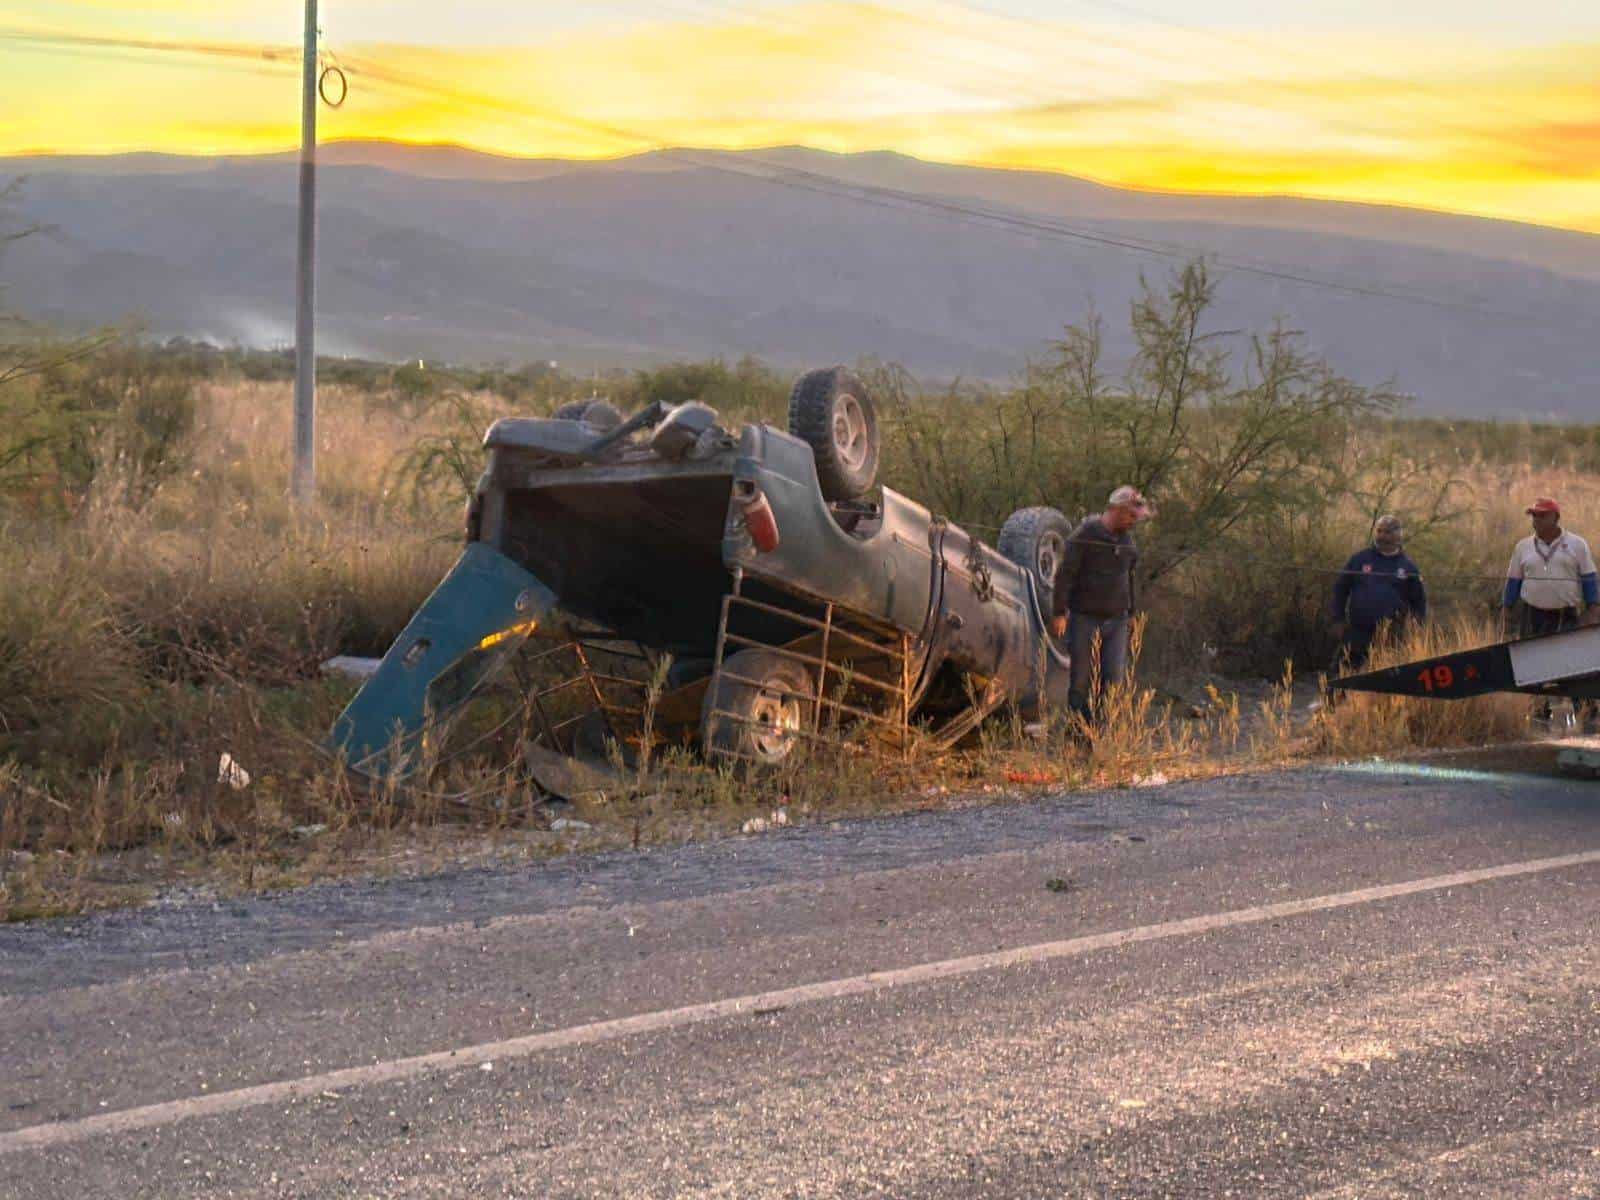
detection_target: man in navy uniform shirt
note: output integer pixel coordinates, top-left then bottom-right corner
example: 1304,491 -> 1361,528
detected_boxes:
1329,514 -> 1427,673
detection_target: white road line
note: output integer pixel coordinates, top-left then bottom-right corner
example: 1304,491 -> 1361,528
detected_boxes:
4,847 -> 1597,1156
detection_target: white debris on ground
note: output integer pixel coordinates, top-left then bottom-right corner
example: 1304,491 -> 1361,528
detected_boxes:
1132,772 -> 1170,788
550,818 -> 592,832
217,753 -> 251,790
741,808 -> 790,835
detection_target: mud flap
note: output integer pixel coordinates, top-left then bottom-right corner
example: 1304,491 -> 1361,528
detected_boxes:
328,544 -> 558,778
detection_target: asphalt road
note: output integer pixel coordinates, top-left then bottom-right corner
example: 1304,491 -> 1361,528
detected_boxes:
2,754 -> 1598,1198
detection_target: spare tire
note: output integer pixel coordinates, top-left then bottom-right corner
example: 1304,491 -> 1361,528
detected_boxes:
788,367 -> 880,501
553,399 -> 623,431
998,506 -> 1074,608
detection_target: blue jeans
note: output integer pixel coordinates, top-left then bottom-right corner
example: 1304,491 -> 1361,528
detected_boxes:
1068,613 -> 1131,721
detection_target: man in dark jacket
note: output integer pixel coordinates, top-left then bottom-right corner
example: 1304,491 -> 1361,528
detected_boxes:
1048,485 -> 1152,723
1329,514 -> 1427,673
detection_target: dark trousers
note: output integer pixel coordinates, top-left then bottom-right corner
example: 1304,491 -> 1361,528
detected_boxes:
1067,613 -> 1131,721
1333,624 -> 1378,674
1522,605 -> 1580,638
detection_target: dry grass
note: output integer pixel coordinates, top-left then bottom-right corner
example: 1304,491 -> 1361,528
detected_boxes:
0,376 -> 481,917
1306,615 -> 1531,758
2,367 -> 1595,920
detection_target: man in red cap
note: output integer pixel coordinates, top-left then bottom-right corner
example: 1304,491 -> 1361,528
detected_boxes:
1504,497 -> 1600,722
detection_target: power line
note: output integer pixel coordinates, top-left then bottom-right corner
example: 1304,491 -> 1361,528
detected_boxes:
553,1 -> 1586,314
2,22 -> 1589,327
725,152 -> 1532,318
0,9 -> 1555,146
0,26 -> 296,67
339,52 -> 1561,324
0,13 -> 1546,164
0,35 -> 299,88
0,0 -> 1459,159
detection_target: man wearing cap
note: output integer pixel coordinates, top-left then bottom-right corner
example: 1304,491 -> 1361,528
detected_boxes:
1329,514 -> 1428,674
1048,486 -> 1152,724
1504,498 -> 1600,726
1503,498 -> 1600,637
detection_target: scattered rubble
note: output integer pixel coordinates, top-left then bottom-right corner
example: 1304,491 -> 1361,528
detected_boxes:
741,808 -> 790,835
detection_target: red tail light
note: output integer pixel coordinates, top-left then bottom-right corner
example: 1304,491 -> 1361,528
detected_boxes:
739,487 -> 781,552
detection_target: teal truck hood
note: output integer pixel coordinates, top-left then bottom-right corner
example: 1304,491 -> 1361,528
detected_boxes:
329,544 -> 557,778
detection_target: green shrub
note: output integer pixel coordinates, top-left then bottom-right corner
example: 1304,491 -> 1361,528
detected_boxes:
1,341 -> 197,514
877,263 -> 1416,672
621,356 -> 788,423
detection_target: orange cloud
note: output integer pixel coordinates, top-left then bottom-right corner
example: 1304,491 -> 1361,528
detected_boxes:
2,5 -> 1597,233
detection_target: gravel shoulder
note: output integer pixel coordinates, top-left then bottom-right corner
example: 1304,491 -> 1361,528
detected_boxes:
3,750 -> 1597,1198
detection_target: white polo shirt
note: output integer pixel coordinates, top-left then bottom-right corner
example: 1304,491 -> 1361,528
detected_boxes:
1507,531 -> 1597,611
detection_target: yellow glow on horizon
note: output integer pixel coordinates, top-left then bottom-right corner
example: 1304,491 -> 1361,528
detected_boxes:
3,3 -> 1598,234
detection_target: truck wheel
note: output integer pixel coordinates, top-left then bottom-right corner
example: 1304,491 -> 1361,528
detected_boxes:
788,367 -> 880,501
702,649 -> 813,766
998,506 -> 1073,608
553,399 -> 623,431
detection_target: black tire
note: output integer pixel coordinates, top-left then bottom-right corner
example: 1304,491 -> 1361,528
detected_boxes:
998,506 -> 1074,607
701,648 -> 813,766
788,367 -> 880,501
553,399 -> 623,431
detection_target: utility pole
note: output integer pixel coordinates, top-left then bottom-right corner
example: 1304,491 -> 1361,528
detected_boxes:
292,0 -> 318,503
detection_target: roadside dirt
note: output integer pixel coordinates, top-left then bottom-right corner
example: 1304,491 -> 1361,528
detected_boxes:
5,671 -> 1583,923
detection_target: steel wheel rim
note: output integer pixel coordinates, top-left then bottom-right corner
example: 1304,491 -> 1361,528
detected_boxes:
831,394 -> 871,473
1037,530 -> 1065,586
749,688 -> 801,761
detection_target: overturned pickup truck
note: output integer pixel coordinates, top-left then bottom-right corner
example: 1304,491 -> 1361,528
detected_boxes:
331,367 -> 1074,777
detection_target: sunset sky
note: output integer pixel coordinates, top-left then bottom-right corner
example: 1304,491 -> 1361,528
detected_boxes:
5,1 -> 1599,233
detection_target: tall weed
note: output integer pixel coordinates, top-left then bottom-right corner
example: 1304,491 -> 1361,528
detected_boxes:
1310,616 -> 1529,756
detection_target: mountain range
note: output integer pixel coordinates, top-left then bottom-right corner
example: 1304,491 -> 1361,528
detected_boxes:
2,141 -> 1597,419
